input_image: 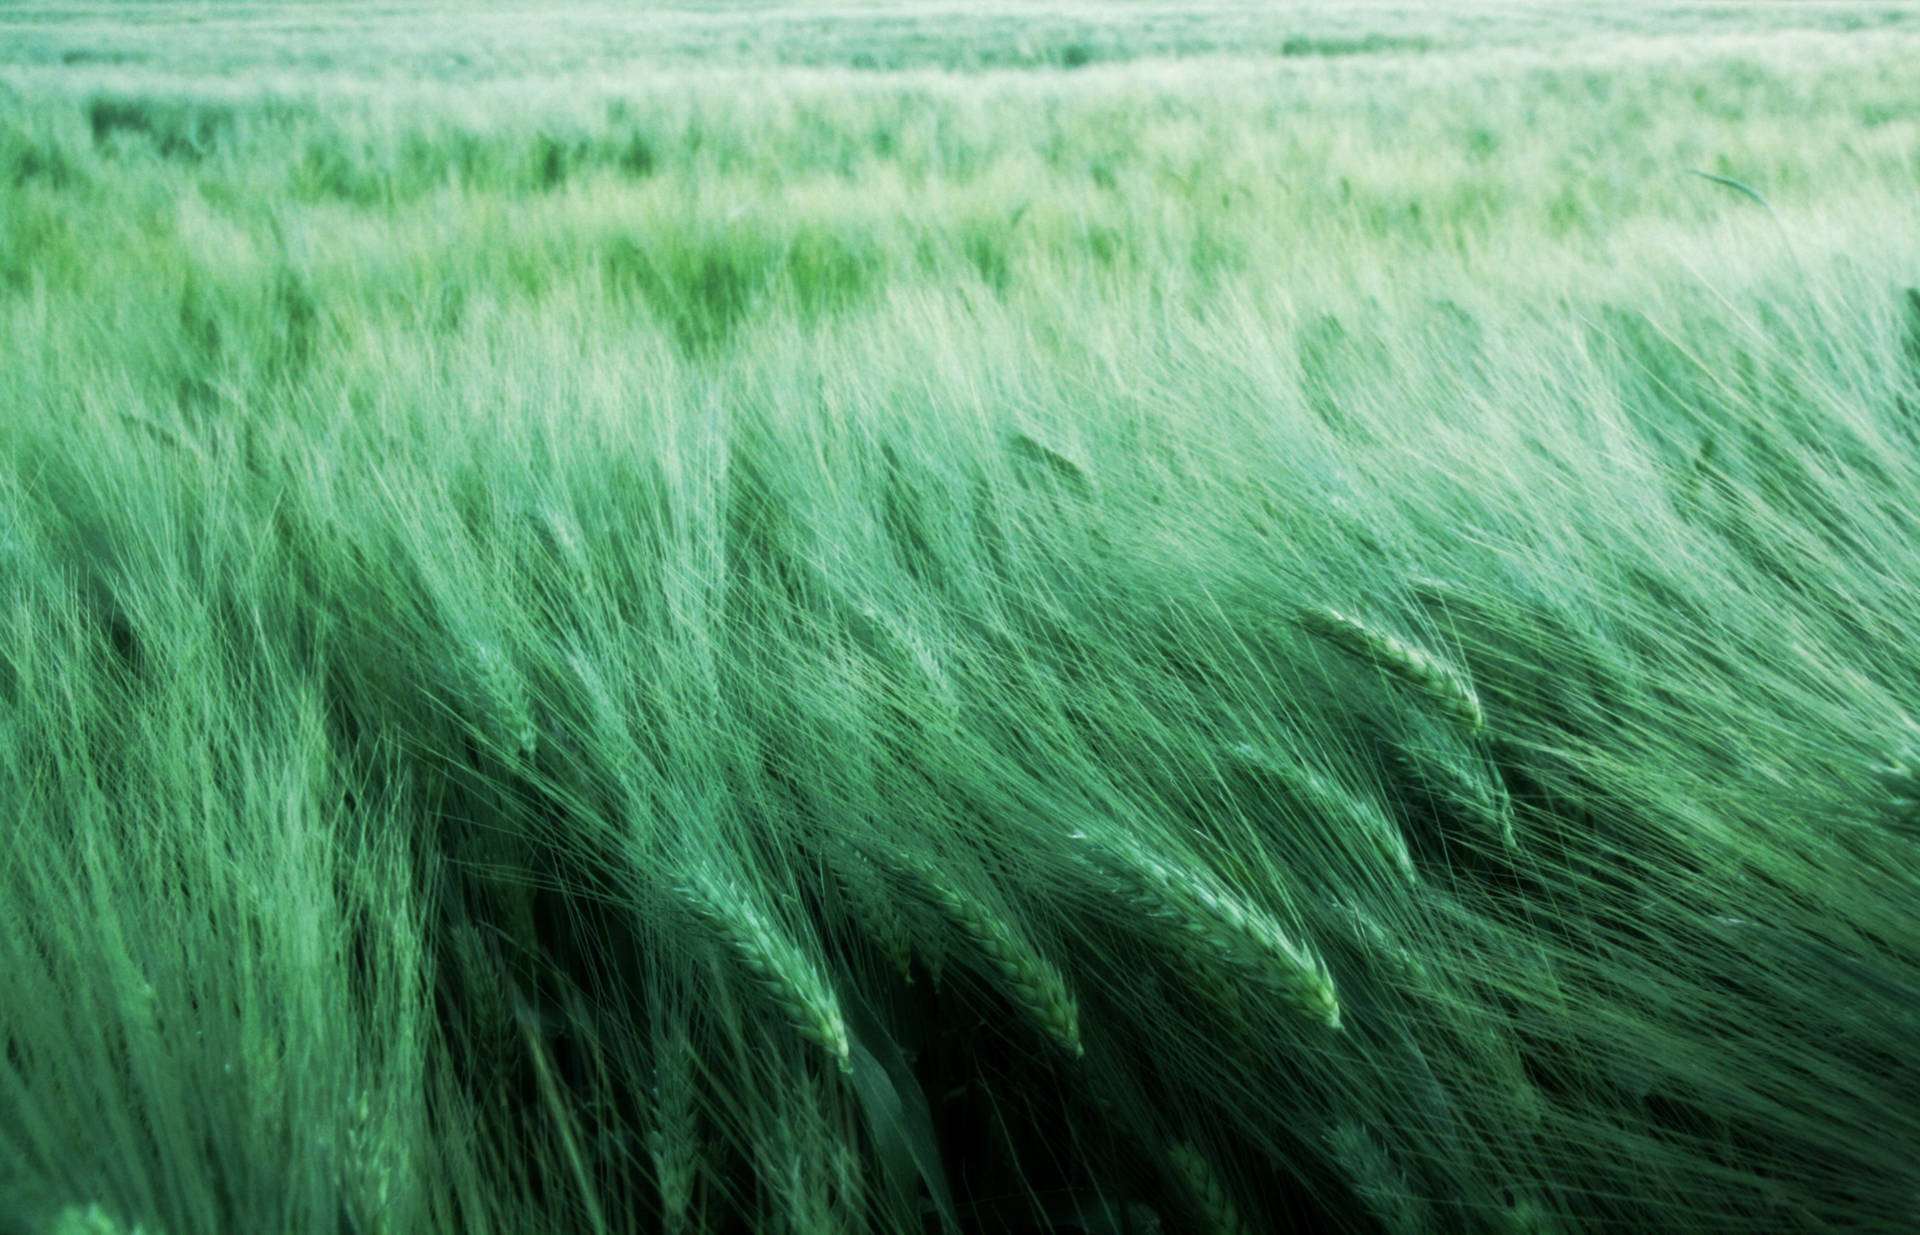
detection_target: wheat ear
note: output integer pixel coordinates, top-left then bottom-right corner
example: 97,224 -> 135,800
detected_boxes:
340,1088 -> 398,1235
897,855 -> 1085,1059
1168,1143 -> 1254,1235
835,849 -> 916,984
753,1068 -> 849,1235
678,872 -> 852,1073
1296,605 -> 1484,734
1325,898 -> 1431,990
1390,740 -> 1518,851
1325,1122 -> 1431,1235
1074,829 -> 1340,1030
467,636 -> 538,759
1872,747 -> 1920,829
1225,742 -> 1417,886
647,1019 -> 703,1235
45,1206 -> 154,1235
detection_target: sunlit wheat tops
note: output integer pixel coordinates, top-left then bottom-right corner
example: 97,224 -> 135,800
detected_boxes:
1071,828 -> 1341,1030
677,870 -> 852,1073
894,854 -> 1085,1059
1296,605 -> 1485,735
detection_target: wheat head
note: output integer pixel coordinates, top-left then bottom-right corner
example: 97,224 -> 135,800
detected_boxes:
1324,1122 -> 1430,1235
1225,742 -> 1418,886
1167,1142 -> 1254,1235
678,872 -> 853,1073
646,1018 -> 704,1235
894,854 -> 1085,1060
1296,605 -> 1485,735
1073,829 -> 1341,1031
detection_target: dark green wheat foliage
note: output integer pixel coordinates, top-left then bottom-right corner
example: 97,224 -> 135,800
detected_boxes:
5,5 -> 1920,1235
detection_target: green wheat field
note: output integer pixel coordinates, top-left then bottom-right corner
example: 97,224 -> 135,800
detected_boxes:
4,3 -> 1920,1233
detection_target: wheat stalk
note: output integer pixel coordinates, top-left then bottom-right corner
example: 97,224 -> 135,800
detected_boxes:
1685,168 -> 1803,275
1296,605 -> 1484,734
678,871 -> 852,1073
1073,829 -> 1341,1030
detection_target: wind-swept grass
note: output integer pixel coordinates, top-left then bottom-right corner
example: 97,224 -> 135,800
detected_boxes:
4,4 -> 1920,1234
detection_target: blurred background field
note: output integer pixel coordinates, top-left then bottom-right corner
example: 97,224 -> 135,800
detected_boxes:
3,4 -> 1919,1235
